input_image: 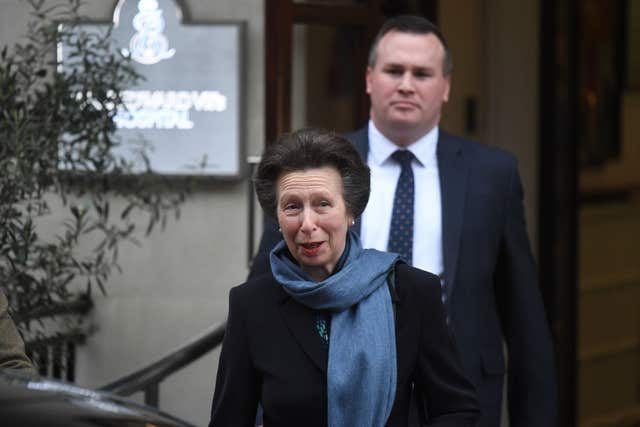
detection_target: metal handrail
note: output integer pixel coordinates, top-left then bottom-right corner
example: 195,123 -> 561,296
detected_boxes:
98,157 -> 257,407
99,321 -> 226,406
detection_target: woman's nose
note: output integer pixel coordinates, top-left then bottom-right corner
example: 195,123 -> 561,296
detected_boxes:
299,209 -> 317,233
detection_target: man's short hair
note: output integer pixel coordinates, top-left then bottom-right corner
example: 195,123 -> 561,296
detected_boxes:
367,15 -> 453,76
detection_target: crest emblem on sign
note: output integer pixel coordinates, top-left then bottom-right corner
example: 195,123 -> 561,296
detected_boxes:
127,0 -> 175,65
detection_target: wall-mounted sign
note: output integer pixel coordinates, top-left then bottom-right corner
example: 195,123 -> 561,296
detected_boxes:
59,0 -> 245,177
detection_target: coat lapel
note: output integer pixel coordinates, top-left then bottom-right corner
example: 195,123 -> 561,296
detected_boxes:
277,287 -> 328,373
436,132 -> 470,307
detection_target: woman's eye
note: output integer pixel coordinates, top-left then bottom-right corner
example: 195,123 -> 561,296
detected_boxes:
318,200 -> 331,208
283,203 -> 298,211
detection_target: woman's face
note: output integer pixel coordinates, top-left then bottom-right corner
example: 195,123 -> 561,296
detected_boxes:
276,166 -> 354,282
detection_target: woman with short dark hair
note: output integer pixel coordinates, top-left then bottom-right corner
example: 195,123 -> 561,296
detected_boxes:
209,128 -> 478,427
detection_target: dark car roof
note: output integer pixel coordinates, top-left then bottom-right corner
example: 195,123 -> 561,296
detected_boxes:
0,370 -> 196,427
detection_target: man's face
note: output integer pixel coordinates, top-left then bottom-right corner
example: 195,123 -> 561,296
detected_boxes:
366,31 -> 451,146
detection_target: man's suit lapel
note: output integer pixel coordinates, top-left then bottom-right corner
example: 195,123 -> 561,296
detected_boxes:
277,287 -> 328,373
344,126 -> 369,235
345,126 -> 369,237
436,132 -> 470,307
348,126 -> 470,307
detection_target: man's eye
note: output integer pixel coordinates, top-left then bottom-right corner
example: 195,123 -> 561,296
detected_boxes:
319,200 -> 330,207
284,204 -> 299,211
386,68 -> 403,76
414,71 -> 431,79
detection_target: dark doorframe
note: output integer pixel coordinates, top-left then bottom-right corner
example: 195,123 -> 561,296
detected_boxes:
265,0 -> 382,144
539,0 -> 578,426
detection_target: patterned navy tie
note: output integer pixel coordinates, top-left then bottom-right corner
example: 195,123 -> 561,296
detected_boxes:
388,150 -> 415,265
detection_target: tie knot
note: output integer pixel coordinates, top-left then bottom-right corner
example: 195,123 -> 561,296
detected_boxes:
391,150 -> 414,169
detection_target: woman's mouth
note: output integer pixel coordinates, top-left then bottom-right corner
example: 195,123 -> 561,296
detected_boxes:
300,242 -> 323,256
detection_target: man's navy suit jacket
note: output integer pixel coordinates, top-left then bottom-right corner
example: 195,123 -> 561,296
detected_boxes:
249,127 -> 557,427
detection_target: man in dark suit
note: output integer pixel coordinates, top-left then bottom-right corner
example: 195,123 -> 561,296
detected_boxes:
250,15 -> 556,427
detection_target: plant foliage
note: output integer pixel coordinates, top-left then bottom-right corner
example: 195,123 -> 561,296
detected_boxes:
0,0 -> 185,343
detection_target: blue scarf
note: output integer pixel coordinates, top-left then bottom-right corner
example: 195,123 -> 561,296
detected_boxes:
270,230 -> 399,427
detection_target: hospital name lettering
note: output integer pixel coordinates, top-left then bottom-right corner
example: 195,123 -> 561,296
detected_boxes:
75,90 -> 227,130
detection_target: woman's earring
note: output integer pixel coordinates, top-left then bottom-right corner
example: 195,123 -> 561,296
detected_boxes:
278,227 -> 282,232
350,220 -> 355,226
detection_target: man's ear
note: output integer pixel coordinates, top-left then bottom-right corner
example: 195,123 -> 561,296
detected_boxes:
365,67 -> 373,95
443,75 -> 452,103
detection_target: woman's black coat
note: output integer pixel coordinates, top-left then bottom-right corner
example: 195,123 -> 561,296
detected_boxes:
209,263 -> 479,426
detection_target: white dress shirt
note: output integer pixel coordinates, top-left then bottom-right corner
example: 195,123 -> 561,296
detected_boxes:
360,121 -> 444,279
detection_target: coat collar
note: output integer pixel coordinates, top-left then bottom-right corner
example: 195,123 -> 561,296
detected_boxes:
274,274 -> 407,375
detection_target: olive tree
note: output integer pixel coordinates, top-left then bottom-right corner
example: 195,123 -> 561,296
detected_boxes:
0,0 -> 185,345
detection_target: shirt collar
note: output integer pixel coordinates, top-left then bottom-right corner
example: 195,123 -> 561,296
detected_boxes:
367,120 -> 439,168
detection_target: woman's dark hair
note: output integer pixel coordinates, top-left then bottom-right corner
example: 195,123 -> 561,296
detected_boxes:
254,128 -> 370,219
